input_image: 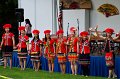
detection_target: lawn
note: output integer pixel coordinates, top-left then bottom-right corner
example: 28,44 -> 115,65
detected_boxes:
0,66 -> 109,79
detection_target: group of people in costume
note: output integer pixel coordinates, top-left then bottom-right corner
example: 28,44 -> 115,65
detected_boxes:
0,24 -> 119,78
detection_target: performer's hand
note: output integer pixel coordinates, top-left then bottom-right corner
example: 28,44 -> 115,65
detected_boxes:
118,32 -> 120,36
39,53 -> 42,57
89,27 -> 93,31
95,25 -> 99,30
13,46 -> 17,49
64,54 -> 66,56
54,54 -> 56,57
28,50 -> 30,55
43,54 -> 46,58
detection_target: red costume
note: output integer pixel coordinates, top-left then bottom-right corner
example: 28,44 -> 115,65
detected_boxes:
67,27 -> 78,61
18,35 -> 29,48
17,26 -> 29,59
79,31 -> 90,54
2,33 -> 14,46
79,31 -> 90,76
68,37 -> 78,53
31,30 -> 42,53
44,39 -> 55,59
2,24 -> 14,57
2,24 -> 14,46
104,28 -> 114,67
30,29 -> 42,61
18,26 -> 29,49
31,40 -> 42,53
44,30 -> 55,59
105,52 -> 114,67
79,40 -> 90,54
56,30 -> 67,62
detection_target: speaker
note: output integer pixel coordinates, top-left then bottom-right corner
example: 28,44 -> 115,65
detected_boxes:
15,8 -> 24,22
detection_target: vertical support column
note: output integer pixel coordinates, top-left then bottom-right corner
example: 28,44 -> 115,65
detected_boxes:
34,0 -> 36,29
52,0 -> 57,34
18,0 -> 21,8
85,10 -> 90,31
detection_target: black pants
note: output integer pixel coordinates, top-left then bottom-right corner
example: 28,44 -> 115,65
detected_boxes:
81,65 -> 89,76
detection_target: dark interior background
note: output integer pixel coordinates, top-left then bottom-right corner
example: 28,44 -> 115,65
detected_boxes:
0,0 -> 18,44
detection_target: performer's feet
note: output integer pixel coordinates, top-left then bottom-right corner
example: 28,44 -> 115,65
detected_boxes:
36,69 -> 39,72
4,66 -> 6,69
20,67 -> 24,70
108,76 -> 111,78
20,68 -> 23,70
49,70 -> 52,73
61,72 -> 65,74
112,74 -> 117,78
71,73 -> 74,75
75,74 -> 77,75
10,67 -> 12,69
23,68 -> 25,70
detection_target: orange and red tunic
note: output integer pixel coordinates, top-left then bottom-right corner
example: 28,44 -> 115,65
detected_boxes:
67,37 -> 78,61
67,37 -> 78,52
56,38 -> 67,62
56,38 -> 67,54
44,39 -> 55,59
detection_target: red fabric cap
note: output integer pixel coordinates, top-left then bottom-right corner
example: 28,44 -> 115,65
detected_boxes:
18,26 -> 25,31
32,30 -> 40,34
3,24 -> 12,29
56,30 -> 64,35
70,27 -> 77,32
80,31 -> 89,37
44,30 -> 51,34
105,28 -> 114,34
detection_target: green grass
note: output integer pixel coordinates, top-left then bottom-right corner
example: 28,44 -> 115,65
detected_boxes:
0,66 -> 108,79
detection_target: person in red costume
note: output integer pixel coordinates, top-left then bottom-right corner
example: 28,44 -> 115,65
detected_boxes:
29,29 -> 42,71
56,30 -> 67,74
0,24 -> 15,69
43,30 -> 55,72
96,26 -> 119,78
67,27 -> 79,75
17,26 -> 29,70
78,31 -> 90,77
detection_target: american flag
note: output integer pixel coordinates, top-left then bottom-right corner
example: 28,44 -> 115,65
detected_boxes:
57,0 -> 63,30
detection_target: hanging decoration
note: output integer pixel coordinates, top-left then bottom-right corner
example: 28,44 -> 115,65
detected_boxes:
60,0 -> 92,9
97,4 -> 119,17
